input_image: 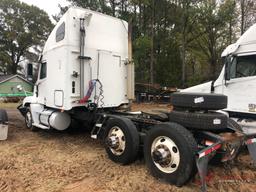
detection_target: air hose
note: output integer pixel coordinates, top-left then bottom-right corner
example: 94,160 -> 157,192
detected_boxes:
79,79 -> 104,107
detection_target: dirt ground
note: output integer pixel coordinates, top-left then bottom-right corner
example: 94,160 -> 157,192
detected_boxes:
1,103 -> 256,192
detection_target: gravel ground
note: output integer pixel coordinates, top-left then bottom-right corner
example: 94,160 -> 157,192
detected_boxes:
0,103 -> 256,192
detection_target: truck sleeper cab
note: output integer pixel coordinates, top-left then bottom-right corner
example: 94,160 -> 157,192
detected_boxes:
19,7 -> 134,130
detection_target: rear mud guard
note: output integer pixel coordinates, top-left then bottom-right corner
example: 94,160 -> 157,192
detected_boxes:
196,134 -> 256,192
17,104 -> 27,117
246,138 -> 256,161
196,142 -> 222,192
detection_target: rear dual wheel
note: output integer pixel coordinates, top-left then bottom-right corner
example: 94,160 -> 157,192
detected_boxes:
104,119 -> 198,186
104,117 -> 139,165
144,123 -> 198,186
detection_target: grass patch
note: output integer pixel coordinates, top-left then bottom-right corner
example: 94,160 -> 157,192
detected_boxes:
0,102 -> 21,109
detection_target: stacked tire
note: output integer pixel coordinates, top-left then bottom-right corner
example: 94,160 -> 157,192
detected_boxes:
169,92 -> 228,131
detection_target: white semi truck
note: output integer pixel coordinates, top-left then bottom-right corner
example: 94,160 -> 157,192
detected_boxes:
183,24 -> 256,132
17,7 -> 256,192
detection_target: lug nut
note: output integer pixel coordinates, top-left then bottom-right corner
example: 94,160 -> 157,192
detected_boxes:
106,136 -> 119,149
152,150 -> 163,163
152,147 -> 171,165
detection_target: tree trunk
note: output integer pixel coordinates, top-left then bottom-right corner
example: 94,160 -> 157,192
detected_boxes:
229,18 -> 232,44
209,40 -> 217,80
150,0 -> 155,84
210,57 -> 216,80
181,3 -> 188,88
241,0 -> 245,35
11,64 -> 17,74
110,0 -> 116,16
181,38 -> 186,87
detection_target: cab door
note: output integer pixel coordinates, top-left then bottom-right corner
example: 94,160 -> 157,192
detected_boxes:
36,61 -> 48,105
223,54 -> 256,113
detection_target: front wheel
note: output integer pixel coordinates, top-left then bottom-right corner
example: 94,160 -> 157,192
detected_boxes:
25,108 -> 37,132
144,123 -> 197,186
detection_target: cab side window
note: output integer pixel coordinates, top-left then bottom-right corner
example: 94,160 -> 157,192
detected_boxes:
40,62 -> 47,79
56,22 -> 65,42
230,55 -> 256,79
229,57 -> 237,79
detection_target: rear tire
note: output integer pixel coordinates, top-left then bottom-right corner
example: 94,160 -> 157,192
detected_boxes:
104,117 -> 139,165
144,123 -> 197,186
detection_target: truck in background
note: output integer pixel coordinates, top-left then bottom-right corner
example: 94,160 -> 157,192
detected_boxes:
183,24 -> 256,132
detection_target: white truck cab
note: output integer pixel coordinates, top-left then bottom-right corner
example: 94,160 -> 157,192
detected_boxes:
18,7 -> 134,131
183,24 -> 256,130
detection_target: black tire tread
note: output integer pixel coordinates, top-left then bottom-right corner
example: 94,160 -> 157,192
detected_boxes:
25,108 -> 38,132
169,111 -> 228,130
144,123 -> 198,186
104,117 -> 139,165
171,92 -> 227,110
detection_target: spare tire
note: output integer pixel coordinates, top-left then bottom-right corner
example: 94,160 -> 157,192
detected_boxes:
169,110 -> 228,130
171,92 -> 227,110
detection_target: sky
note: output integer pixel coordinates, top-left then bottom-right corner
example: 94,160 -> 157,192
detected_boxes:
20,0 -> 71,21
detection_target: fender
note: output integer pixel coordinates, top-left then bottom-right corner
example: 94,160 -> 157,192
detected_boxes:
22,95 -> 38,107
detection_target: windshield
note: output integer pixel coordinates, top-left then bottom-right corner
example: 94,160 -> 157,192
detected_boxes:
229,55 -> 256,79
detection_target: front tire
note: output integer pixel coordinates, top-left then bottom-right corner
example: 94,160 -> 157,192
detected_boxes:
25,108 -> 37,132
144,123 -> 197,186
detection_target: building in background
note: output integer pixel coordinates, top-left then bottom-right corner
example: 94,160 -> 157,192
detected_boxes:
0,75 -> 33,98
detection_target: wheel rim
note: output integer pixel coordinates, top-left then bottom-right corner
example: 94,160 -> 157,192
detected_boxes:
25,111 -> 32,128
106,126 -> 126,156
151,136 -> 180,173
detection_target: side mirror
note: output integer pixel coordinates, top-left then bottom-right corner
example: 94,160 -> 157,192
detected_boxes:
27,63 -> 33,81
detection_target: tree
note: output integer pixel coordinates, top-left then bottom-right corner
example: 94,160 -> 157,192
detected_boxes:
67,0 -> 111,14
52,4 -> 69,23
193,0 -> 237,79
0,0 -> 53,74
175,0 -> 202,87
237,0 -> 256,34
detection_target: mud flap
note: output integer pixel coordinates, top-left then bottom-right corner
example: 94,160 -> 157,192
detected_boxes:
196,143 -> 222,192
246,138 -> 256,161
196,155 -> 210,192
